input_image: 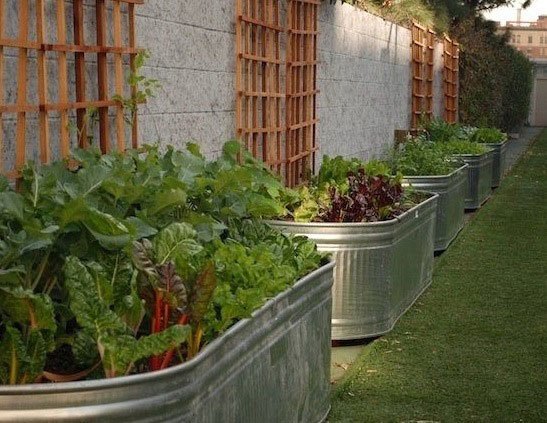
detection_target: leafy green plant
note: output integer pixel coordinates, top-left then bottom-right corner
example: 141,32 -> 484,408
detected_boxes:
0,141 -> 323,384
439,140 -> 488,155
470,127 -> 507,144
390,139 -> 458,176
112,50 -> 161,127
284,156 -> 415,223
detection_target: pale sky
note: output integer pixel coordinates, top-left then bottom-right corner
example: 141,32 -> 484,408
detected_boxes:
483,0 -> 547,24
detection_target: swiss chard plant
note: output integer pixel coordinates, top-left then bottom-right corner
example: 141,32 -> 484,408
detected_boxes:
0,142 -> 323,384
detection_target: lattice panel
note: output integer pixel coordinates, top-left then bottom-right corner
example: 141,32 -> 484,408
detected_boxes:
286,0 -> 319,187
443,35 -> 459,123
235,0 -> 284,175
424,29 -> 435,121
411,22 -> 426,129
0,0 -> 142,179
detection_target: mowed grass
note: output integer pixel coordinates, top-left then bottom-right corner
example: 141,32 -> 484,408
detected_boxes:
330,130 -> 547,422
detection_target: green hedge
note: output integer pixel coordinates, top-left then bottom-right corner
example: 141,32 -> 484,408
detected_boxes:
454,17 -> 533,132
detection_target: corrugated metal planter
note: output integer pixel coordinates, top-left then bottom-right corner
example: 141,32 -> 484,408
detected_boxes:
403,164 -> 468,252
268,194 -> 438,340
454,150 -> 494,210
483,142 -> 507,188
0,263 -> 334,423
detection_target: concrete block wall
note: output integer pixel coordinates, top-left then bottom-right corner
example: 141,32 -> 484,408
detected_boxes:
1,0 -> 450,170
136,1 -> 236,157
316,2 -> 412,163
433,41 -> 445,120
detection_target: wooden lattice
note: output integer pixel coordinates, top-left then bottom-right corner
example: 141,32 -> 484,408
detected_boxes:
0,0 -> 142,179
235,0 -> 318,187
235,0 -> 284,175
411,22 -> 426,129
424,29 -> 435,121
443,35 -> 459,123
285,0 -> 319,187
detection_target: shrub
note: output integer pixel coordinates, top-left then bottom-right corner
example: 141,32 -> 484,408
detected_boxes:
453,17 -> 533,131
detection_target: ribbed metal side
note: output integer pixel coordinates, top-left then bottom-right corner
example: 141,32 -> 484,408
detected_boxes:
484,142 -> 507,188
455,151 -> 494,210
403,164 -> 468,251
0,264 -> 335,423
269,194 -> 438,340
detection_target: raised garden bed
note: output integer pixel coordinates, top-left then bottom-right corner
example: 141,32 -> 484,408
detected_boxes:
0,262 -> 334,423
0,142 -> 332,422
403,164 -> 467,252
454,150 -> 494,210
483,142 -> 507,188
270,194 -> 437,339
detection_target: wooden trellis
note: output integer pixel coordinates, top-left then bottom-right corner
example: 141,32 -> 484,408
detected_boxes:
0,0 -> 142,179
235,0 -> 318,187
411,22 -> 427,129
285,0 -> 319,187
443,35 -> 459,123
424,29 -> 435,121
235,0 -> 285,175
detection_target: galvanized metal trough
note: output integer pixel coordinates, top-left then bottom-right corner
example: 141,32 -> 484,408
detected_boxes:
0,263 -> 335,423
403,164 -> 468,252
454,150 -> 494,210
483,142 -> 507,188
269,194 -> 437,340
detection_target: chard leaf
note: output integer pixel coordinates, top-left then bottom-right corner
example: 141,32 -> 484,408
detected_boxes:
62,165 -> 110,199
0,325 -> 27,384
60,199 -> 131,249
146,188 -> 187,216
188,262 -> 217,326
0,287 -> 56,330
72,329 -> 100,368
0,192 -> 24,221
153,223 -> 203,265
20,330 -> 47,384
125,217 -> 158,240
64,257 -> 127,336
245,194 -> 285,218
0,267 -> 26,286
101,324 -> 190,377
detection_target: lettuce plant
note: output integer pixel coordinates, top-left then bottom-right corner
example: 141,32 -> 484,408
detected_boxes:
285,156 -> 415,223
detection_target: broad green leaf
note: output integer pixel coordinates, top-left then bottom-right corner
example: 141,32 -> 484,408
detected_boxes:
125,217 -> 158,240
60,199 -> 130,249
0,192 -> 24,221
153,223 -> 202,265
0,287 -> 56,330
101,324 -> 190,377
0,267 -> 26,286
64,257 -> 127,339
19,330 -> 47,384
0,325 -> 27,384
62,165 -> 110,199
147,188 -> 187,216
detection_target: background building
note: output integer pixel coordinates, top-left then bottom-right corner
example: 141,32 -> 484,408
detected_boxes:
500,15 -> 547,59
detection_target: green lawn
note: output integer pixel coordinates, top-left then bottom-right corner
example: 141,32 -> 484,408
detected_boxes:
330,130 -> 547,422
